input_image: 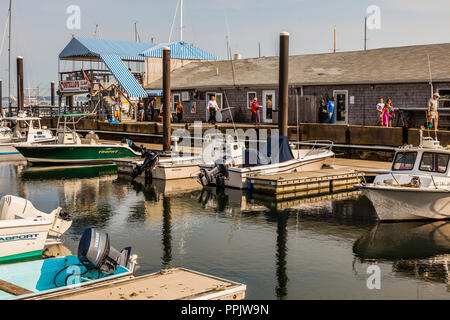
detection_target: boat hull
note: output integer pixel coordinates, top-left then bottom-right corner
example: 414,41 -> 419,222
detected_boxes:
202,157 -> 328,189
15,145 -> 141,164
360,186 -> 450,221
0,145 -> 24,161
0,223 -> 51,261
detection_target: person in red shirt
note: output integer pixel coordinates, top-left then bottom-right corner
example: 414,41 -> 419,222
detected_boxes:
251,97 -> 261,124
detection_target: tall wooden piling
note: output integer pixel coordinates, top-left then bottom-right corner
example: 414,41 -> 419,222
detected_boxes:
278,32 -> 289,137
51,81 -> 55,106
16,56 -> 24,111
162,47 -> 171,153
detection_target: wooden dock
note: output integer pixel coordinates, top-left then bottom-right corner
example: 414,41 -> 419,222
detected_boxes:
247,158 -> 391,198
25,268 -> 246,300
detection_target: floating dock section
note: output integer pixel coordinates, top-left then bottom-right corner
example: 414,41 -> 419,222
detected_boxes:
24,268 -> 246,300
247,158 -> 391,200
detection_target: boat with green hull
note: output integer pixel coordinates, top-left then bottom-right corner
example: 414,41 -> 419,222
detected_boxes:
14,113 -> 143,165
15,144 -> 141,164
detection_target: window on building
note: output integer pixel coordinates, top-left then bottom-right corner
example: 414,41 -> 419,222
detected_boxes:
438,89 -> 450,108
172,94 -> 181,113
247,92 -> 257,109
419,152 -> 450,173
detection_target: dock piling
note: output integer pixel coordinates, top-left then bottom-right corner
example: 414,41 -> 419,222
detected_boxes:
163,47 -> 171,153
51,81 -> 55,106
278,32 -> 289,137
16,56 -> 24,111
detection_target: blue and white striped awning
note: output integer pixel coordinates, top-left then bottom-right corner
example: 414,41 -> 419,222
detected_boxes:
100,54 -> 148,98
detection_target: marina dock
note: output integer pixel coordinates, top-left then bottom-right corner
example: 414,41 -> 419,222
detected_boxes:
247,158 -> 391,199
25,268 -> 246,300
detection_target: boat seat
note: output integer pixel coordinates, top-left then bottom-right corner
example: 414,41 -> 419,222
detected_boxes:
0,279 -> 33,296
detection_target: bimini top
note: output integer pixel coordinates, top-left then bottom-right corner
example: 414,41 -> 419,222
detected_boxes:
59,37 -> 218,62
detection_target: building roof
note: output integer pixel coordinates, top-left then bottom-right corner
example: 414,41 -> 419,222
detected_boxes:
146,43 -> 450,89
59,37 -> 218,62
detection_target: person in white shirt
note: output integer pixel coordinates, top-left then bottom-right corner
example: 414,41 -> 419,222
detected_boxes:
207,96 -> 219,124
428,92 -> 440,131
375,98 -> 385,126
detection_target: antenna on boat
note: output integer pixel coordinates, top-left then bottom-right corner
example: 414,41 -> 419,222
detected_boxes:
168,0 -> 181,43
8,0 -> 12,116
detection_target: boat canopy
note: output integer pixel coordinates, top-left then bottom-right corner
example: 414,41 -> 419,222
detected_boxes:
267,136 -> 294,164
242,136 -> 294,167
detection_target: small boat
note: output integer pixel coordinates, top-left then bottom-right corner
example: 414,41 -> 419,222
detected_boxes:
0,113 -> 54,160
0,228 -> 137,300
0,195 -> 72,262
356,133 -> 450,221
14,114 -> 142,164
198,136 -> 335,189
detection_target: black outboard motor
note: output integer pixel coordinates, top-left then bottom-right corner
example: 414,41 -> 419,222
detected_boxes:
198,156 -> 234,188
131,150 -> 159,180
78,228 -> 132,275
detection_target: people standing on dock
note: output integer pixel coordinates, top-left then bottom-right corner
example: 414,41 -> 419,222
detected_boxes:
150,98 -> 156,121
207,96 -> 218,124
251,97 -> 261,124
112,98 -> 120,122
386,98 -> 395,127
428,92 -> 440,131
326,97 -> 335,124
376,98 -> 385,126
382,103 -> 390,127
176,101 -> 184,123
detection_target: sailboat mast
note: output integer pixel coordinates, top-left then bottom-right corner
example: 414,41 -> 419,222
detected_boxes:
8,0 -> 12,114
180,0 -> 183,42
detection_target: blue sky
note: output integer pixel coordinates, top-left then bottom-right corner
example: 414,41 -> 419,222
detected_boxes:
1,0 -> 450,95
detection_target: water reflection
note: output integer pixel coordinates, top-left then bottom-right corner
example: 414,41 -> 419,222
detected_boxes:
354,221 -> 450,289
275,212 -> 288,300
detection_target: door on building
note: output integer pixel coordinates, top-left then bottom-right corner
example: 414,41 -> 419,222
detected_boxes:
205,92 -> 223,122
262,90 -> 276,123
333,90 -> 348,124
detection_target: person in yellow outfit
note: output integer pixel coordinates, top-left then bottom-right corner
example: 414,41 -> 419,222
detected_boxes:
176,101 -> 184,123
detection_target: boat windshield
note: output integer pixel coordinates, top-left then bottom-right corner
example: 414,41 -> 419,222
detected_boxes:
419,152 -> 450,174
392,152 -> 417,171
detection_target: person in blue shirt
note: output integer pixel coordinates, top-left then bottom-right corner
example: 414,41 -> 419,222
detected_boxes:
326,97 -> 336,124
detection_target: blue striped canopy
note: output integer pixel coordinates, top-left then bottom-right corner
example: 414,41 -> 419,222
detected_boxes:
141,41 -> 218,60
100,54 -> 148,98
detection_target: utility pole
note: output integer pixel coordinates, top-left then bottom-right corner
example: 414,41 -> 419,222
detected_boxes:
258,42 -> 261,58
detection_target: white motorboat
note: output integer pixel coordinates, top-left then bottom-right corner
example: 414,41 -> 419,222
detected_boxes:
356,134 -> 450,221
0,113 -> 54,160
198,136 -> 335,189
0,195 -> 72,262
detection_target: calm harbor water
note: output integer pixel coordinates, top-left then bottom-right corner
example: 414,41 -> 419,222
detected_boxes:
1,161 -> 450,300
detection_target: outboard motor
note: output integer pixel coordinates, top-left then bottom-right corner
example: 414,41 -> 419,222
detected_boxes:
78,228 -> 132,275
131,150 -> 159,180
198,156 -> 234,188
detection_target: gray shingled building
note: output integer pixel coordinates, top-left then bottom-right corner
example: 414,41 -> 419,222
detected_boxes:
145,43 -> 450,127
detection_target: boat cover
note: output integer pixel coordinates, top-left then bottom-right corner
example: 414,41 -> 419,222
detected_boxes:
266,136 -> 294,164
243,149 -> 271,168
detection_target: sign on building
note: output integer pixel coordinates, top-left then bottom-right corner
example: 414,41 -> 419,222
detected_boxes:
60,80 -> 89,93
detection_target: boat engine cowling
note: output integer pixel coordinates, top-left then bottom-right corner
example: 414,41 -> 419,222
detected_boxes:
78,228 -> 132,275
198,156 -> 234,187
